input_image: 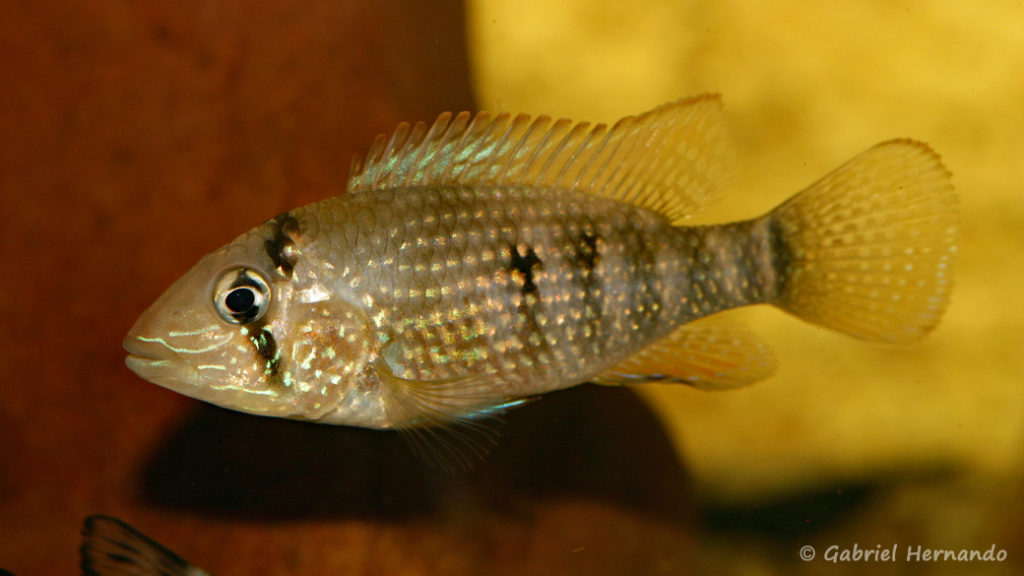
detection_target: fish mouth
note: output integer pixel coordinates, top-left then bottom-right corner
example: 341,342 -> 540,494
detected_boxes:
123,335 -> 192,387
124,352 -> 169,375
123,335 -> 167,366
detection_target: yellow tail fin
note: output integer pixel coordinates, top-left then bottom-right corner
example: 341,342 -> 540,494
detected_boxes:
769,139 -> 958,344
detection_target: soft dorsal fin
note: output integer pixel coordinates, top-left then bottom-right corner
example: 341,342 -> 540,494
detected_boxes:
348,94 -> 734,223
593,316 -> 776,390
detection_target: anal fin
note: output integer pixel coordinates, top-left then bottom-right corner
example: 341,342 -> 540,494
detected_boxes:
593,316 -> 776,390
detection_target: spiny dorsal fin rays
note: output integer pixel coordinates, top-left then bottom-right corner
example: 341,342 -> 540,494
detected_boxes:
348,94 -> 734,224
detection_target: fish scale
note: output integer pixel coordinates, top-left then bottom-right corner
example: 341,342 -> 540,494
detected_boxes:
124,95 -> 957,468
273,183 -> 780,421
300,186 -> 699,390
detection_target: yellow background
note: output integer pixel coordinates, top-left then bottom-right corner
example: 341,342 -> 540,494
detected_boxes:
469,0 -> 1024,501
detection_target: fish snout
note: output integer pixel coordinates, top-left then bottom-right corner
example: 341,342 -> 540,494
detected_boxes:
122,331 -> 209,391
123,333 -> 177,380
123,332 -> 164,361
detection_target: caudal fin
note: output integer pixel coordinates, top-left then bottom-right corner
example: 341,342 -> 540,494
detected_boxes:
768,139 -> 957,344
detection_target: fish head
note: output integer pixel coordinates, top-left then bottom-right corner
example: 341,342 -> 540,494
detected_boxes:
124,223 -> 374,421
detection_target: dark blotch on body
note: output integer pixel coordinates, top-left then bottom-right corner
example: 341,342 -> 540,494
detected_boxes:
767,218 -> 793,300
509,243 -> 543,298
567,230 -> 604,326
265,213 -> 300,278
508,242 -> 549,358
624,227 -> 662,328
570,232 -> 600,273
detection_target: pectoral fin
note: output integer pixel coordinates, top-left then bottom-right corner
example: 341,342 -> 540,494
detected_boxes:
594,316 -> 776,390
373,353 -> 527,472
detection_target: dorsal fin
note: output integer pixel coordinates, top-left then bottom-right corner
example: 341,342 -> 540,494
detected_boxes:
348,94 -> 734,223
81,515 -> 211,576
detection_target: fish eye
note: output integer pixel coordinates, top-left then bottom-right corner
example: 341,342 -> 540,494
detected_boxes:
213,268 -> 271,324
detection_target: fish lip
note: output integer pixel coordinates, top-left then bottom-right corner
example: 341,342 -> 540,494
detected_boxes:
123,334 -> 166,363
123,334 -> 203,391
122,334 -> 177,378
124,351 -> 163,372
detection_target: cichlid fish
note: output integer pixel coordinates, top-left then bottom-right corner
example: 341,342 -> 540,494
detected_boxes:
81,515 -> 211,576
124,94 -> 957,464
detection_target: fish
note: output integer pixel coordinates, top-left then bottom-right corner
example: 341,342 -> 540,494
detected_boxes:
81,515 -> 211,576
124,94 -> 957,466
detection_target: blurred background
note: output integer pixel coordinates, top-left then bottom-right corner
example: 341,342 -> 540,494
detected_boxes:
2,1 -> 1022,574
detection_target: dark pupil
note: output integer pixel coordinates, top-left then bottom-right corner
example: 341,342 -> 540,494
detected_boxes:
225,287 -> 256,315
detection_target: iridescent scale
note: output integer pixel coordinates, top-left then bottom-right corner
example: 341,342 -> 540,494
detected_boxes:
292,185 -> 775,398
